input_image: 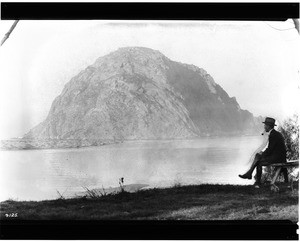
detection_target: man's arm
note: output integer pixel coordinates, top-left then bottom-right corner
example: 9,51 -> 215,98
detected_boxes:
262,132 -> 277,157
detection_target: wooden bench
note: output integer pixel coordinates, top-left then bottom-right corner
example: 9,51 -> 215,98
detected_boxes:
269,160 -> 299,191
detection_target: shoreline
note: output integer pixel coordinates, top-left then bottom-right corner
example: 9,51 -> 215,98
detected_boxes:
0,135 -> 261,151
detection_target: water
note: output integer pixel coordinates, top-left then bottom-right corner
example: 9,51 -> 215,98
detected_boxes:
0,136 -> 263,201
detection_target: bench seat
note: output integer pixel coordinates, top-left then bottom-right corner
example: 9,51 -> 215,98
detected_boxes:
271,161 -> 299,168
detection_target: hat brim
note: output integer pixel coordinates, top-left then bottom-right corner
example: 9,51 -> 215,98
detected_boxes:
262,122 -> 277,126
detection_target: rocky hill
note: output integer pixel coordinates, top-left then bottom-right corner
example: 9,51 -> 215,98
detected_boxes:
24,47 -> 261,143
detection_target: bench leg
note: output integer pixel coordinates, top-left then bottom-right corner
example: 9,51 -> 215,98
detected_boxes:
270,167 -> 282,192
271,167 -> 282,185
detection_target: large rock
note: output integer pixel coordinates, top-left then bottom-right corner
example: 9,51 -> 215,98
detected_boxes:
24,47 -> 261,142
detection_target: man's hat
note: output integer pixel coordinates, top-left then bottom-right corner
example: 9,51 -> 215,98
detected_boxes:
262,117 -> 277,126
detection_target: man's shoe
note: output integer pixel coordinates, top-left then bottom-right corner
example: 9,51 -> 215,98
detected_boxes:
238,173 -> 252,179
253,182 -> 261,189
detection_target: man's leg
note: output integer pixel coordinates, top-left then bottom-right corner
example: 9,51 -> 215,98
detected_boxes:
239,153 -> 262,179
248,153 -> 263,175
256,162 -> 263,184
281,168 -> 289,183
256,158 -> 277,184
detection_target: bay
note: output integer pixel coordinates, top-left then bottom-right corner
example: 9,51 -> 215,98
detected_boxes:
0,136 -> 263,201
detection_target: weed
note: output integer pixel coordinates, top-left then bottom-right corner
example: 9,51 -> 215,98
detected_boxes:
56,190 -> 65,200
119,177 -> 125,193
5,197 -> 18,202
173,174 -> 183,188
82,186 -> 103,199
101,185 -> 107,196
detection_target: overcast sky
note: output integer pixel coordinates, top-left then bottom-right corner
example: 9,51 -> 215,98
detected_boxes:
0,20 -> 299,139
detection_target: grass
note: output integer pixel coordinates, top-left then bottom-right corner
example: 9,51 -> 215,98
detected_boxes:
0,183 -> 298,221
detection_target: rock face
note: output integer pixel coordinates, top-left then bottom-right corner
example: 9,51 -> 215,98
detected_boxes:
25,47 -> 261,141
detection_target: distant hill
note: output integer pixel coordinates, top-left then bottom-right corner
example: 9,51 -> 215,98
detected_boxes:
24,47 -> 262,143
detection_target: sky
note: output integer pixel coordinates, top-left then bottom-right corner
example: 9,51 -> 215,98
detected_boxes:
0,20 -> 299,139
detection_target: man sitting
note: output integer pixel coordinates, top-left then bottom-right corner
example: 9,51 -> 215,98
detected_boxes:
239,117 -> 288,187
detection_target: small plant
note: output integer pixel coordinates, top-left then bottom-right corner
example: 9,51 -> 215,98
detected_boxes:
56,190 -> 65,200
278,114 -> 299,160
6,197 -> 18,202
119,177 -> 125,193
81,178 -> 128,199
101,185 -> 107,196
82,186 -> 103,199
82,185 -> 109,199
173,174 -> 182,188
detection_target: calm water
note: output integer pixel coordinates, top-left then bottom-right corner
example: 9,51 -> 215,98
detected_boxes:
0,136 -> 263,201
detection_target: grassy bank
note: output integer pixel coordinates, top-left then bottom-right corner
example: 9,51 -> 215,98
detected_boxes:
0,184 -> 298,220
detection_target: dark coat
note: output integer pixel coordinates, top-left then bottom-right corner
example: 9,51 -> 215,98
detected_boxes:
262,129 -> 286,163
